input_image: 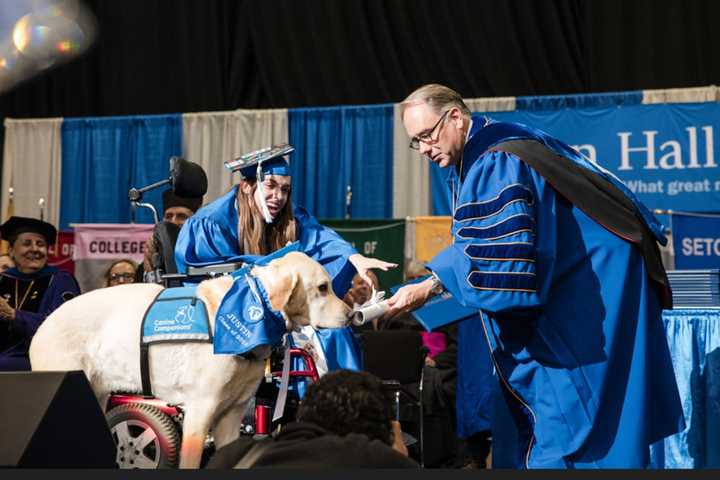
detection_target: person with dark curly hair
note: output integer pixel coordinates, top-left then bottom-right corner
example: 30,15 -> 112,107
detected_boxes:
295,368 -> 397,446
207,370 -> 417,469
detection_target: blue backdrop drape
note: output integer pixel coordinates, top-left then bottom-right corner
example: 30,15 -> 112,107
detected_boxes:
288,104 -> 393,219
60,114 -> 182,228
650,309 -> 720,469
493,308 -> 720,469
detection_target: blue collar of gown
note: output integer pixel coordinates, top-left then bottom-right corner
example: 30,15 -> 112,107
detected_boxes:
450,117 -> 668,244
3,265 -> 58,280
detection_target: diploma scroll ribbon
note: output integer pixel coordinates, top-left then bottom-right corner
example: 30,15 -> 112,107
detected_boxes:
351,289 -> 389,326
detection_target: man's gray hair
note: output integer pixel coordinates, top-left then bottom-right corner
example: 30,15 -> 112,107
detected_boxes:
400,83 -> 471,119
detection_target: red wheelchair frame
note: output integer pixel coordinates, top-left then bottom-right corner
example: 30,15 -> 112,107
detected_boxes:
104,347 -> 319,468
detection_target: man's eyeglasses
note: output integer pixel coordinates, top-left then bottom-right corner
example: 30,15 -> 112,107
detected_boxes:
409,110 -> 450,150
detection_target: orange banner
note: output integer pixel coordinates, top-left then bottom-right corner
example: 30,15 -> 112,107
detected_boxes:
414,216 -> 452,263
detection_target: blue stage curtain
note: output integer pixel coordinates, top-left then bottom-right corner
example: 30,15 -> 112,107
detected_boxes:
650,309 -> 720,469
288,104 -> 393,219
60,115 -> 182,228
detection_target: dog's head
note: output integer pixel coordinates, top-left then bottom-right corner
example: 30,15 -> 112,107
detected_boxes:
251,251 -> 352,330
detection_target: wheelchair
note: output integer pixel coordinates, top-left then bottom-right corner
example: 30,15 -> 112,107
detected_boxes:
102,158 -> 320,469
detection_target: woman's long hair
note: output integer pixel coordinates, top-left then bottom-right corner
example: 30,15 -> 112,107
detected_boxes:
236,178 -> 297,255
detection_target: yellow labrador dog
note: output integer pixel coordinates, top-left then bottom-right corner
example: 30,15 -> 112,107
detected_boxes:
29,251 -> 351,469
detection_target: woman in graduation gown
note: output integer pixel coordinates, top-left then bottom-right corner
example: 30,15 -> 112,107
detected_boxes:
0,217 -> 81,371
175,154 -> 395,372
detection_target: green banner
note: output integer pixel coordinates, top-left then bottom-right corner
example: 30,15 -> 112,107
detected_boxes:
320,219 -> 405,290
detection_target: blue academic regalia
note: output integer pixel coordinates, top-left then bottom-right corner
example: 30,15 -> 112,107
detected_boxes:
174,185 -> 362,372
0,266 -> 81,371
175,186 -> 358,297
427,118 -> 684,468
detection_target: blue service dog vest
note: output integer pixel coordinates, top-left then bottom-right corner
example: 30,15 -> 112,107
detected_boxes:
138,273 -> 286,396
142,286 -> 212,343
139,286 -> 212,396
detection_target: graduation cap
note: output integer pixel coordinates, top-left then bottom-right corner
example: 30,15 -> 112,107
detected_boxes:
225,143 -> 294,181
162,189 -> 203,213
0,216 -> 57,246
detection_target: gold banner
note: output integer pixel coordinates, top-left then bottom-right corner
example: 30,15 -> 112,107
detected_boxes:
414,216 -> 452,263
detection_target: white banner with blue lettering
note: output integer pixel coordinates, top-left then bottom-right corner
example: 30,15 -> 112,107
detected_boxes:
671,213 -> 720,269
431,88 -> 720,215
490,104 -> 720,212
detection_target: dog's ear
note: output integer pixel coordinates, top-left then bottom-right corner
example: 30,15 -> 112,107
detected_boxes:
253,264 -> 299,312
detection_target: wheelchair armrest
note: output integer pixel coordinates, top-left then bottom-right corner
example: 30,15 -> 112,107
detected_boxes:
186,262 -> 244,277
381,380 -> 402,389
160,273 -> 191,281
381,380 -> 421,403
157,262 -> 244,287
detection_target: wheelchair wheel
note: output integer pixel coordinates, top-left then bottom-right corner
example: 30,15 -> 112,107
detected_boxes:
106,403 -> 180,469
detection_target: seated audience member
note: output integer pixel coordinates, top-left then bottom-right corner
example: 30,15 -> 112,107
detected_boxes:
104,259 -> 138,287
207,370 -> 418,469
0,253 -> 15,273
137,188 -> 204,281
0,216 -> 81,371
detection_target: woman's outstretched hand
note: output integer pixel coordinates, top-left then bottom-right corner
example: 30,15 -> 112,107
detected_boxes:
348,253 -> 397,287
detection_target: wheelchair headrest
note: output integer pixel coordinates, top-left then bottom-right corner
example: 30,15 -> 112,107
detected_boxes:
171,157 -> 208,199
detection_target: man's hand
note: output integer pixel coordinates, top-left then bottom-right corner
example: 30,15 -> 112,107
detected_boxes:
0,297 -> 16,321
382,278 -> 435,320
348,253 -> 397,287
142,236 -> 156,273
390,420 -> 409,457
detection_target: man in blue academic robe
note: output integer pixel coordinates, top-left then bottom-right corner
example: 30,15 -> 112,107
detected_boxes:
386,84 -> 684,469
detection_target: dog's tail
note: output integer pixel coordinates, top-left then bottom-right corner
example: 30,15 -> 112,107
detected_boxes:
29,307 -> 86,373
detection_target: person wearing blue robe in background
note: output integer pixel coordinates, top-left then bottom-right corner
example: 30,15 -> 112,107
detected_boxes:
0,216 -> 81,371
385,84 -> 684,469
175,153 -> 395,374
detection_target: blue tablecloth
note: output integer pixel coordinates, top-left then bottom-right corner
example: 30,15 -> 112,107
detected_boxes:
649,308 -> 720,469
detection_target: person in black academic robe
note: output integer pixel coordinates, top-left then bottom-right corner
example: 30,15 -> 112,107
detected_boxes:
0,216 -> 81,371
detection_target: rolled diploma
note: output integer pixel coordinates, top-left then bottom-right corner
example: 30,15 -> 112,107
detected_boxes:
351,300 -> 389,326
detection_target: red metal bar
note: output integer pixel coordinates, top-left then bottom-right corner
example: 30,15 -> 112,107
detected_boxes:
107,394 -> 181,417
255,404 -> 271,435
271,347 -> 320,383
